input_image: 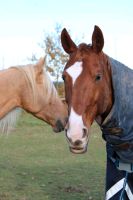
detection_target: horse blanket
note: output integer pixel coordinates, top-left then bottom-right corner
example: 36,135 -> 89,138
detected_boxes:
101,57 -> 133,163
100,58 -> 133,199
105,145 -> 133,200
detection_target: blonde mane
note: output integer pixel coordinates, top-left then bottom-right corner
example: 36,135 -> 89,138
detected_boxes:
0,60 -> 57,134
0,108 -> 22,134
15,63 -> 58,103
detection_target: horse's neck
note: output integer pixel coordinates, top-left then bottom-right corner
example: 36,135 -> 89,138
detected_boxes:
96,55 -> 114,124
0,68 -> 23,133
0,68 -> 22,118
104,56 -> 114,114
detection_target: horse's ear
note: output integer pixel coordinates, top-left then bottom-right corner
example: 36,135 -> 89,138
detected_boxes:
35,57 -> 45,73
92,25 -> 104,53
35,57 -> 45,83
61,28 -> 77,54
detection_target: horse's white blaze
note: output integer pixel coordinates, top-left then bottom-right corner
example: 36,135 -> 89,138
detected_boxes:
66,62 -> 86,143
66,61 -> 83,85
67,107 -> 86,142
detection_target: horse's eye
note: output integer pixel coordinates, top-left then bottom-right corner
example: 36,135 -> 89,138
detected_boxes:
62,75 -> 65,81
95,74 -> 101,81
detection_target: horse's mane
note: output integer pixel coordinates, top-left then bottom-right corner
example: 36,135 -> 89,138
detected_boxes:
14,63 -> 57,103
0,61 -> 57,134
0,108 -> 21,134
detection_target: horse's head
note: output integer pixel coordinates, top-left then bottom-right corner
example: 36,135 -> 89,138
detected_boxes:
20,57 -> 68,133
61,26 -> 113,153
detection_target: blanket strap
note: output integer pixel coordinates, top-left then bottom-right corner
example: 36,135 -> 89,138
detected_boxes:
110,156 -> 133,173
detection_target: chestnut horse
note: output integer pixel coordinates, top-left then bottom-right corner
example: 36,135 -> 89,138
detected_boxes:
0,57 -> 67,133
61,26 -> 113,154
61,26 -> 133,199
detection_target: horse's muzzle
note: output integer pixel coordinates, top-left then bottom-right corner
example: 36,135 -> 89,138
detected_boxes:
66,136 -> 89,154
53,118 -> 67,133
65,128 -> 89,154
69,146 -> 88,154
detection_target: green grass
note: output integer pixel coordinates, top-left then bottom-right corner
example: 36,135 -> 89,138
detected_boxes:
0,112 -> 106,200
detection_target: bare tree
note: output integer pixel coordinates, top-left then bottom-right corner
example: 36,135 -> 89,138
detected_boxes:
40,24 -> 68,89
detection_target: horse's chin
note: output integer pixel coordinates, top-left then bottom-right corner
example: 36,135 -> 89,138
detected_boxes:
53,126 -> 64,133
69,146 -> 87,154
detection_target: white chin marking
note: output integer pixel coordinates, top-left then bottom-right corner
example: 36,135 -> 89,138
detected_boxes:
66,61 -> 83,85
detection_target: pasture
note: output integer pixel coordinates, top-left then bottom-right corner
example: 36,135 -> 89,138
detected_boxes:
0,112 -> 106,200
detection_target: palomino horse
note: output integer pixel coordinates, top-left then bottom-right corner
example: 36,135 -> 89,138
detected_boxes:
0,57 -> 67,133
61,26 -> 133,199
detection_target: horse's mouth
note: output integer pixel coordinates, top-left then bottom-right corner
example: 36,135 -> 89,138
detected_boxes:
52,119 -> 66,133
69,146 -> 87,154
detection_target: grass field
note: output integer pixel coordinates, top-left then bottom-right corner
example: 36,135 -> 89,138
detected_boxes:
0,112 -> 106,200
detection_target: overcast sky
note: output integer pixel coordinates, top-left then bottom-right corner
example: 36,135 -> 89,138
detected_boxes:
0,0 -> 133,68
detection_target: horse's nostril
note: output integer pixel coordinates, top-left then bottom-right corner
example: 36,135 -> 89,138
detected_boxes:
55,119 -> 64,132
74,140 -> 82,146
83,128 -> 87,138
65,132 -> 72,143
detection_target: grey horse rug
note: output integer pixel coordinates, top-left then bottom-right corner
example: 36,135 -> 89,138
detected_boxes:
100,58 -> 133,200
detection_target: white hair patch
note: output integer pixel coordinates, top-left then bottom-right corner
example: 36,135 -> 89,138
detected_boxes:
66,61 -> 83,85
